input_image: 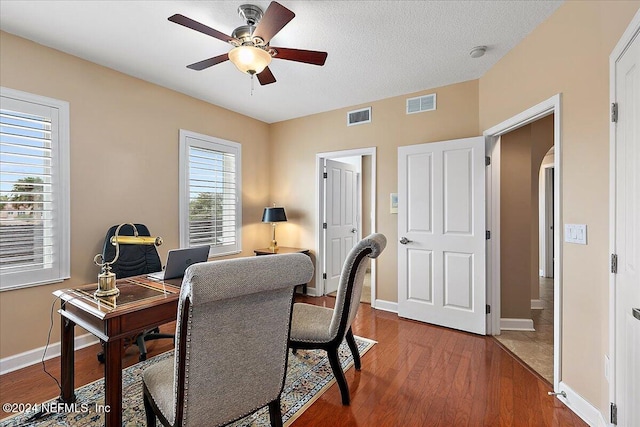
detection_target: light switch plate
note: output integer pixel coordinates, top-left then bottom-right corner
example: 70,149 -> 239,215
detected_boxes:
564,224 -> 587,244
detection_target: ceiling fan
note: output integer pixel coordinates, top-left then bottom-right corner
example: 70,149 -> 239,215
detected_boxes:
169,2 -> 328,86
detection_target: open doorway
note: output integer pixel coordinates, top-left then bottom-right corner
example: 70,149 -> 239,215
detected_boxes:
484,94 -> 563,394
494,130 -> 555,384
315,148 -> 377,305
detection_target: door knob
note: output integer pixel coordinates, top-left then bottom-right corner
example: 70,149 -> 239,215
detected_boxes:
399,237 -> 412,245
351,228 -> 358,233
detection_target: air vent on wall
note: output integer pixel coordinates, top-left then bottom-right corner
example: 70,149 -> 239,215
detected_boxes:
406,93 -> 436,114
347,107 -> 371,126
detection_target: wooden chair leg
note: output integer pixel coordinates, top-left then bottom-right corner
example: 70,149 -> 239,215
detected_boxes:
268,397 -> 283,427
327,347 -> 350,405
143,388 -> 157,427
345,328 -> 361,370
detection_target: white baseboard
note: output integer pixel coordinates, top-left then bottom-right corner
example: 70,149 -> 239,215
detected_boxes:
531,299 -> 545,310
0,333 -> 99,375
373,299 -> 398,313
500,318 -> 535,331
303,286 -> 320,297
556,381 -> 608,427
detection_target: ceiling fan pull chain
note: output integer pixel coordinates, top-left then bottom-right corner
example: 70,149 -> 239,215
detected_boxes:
250,73 -> 255,96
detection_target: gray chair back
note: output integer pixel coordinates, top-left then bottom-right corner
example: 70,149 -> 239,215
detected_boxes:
172,253 -> 313,426
329,233 -> 386,342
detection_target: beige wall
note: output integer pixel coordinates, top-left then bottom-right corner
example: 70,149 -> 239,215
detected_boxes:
500,115 -> 553,319
269,80 -> 479,301
0,31 -> 272,358
480,0 -> 639,416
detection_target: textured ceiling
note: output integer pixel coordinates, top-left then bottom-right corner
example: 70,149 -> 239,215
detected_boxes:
0,1 -> 563,123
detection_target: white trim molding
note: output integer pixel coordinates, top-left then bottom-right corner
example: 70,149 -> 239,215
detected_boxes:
0,333 -> 99,375
373,299 -> 398,313
500,318 -> 535,331
531,299 -> 545,310
557,381 -> 609,427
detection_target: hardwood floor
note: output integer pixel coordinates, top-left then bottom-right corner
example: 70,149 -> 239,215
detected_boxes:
0,295 -> 587,426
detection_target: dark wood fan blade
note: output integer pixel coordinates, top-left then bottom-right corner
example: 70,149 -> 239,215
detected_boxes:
187,53 -> 229,71
168,14 -> 238,44
253,2 -> 295,43
257,66 -> 277,85
270,47 -> 328,66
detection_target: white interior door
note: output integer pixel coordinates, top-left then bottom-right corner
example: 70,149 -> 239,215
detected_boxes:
398,136 -> 486,334
325,158 -> 358,294
613,21 -> 640,427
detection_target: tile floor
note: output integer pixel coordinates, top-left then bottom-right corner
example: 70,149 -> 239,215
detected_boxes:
494,277 -> 554,384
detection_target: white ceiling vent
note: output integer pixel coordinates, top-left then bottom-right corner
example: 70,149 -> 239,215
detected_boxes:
406,93 -> 437,115
347,107 -> 371,126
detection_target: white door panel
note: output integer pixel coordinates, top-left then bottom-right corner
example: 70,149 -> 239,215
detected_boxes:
399,136 -> 486,335
325,159 -> 358,294
613,22 -> 640,427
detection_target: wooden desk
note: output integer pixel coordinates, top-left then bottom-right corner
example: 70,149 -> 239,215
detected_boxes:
54,276 -> 181,427
254,247 -> 310,293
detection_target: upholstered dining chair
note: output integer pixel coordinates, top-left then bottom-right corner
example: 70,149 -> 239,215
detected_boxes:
142,253 -> 314,427
288,233 -> 386,405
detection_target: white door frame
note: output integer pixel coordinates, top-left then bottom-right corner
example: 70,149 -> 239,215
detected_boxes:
541,165 -> 554,279
609,9 -> 640,424
483,94 -> 563,392
316,147 -> 377,304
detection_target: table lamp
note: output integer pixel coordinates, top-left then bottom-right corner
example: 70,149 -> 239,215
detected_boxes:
93,223 -> 163,298
262,205 -> 287,252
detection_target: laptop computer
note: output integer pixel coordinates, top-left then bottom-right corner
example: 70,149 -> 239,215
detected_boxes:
148,246 -> 210,280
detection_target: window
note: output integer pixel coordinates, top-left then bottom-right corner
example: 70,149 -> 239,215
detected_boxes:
179,130 -> 241,257
0,87 -> 70,290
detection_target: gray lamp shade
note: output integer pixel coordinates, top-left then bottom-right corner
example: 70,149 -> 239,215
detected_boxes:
262,207 -> 287,223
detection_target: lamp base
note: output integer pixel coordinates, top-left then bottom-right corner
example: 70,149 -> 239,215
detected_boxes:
268,240 -> 279,252
95,271 -> 120,298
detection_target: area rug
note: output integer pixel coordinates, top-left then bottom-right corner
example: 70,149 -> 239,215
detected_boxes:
1,336 -> 375,427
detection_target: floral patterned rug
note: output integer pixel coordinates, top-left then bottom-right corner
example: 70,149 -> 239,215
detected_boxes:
1,336 -> 375,427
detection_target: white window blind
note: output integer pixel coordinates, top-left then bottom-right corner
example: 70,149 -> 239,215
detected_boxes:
179,130 -> 241,257
0,88 -> 70,290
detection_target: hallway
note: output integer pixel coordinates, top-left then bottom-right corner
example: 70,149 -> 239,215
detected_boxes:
494,277 -> 554,384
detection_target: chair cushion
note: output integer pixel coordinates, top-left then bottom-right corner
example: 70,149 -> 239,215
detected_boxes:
143,357 -> 175,425
289,303 -> 334,343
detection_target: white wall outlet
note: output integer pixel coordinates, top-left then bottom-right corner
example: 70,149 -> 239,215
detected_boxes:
564,224 -> 587,244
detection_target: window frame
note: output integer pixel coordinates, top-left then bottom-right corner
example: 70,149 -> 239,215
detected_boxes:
0,87 -> 70,291
179,129 -> 242,257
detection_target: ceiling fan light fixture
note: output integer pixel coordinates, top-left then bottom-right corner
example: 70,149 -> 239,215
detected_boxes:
229,45 -> 272,75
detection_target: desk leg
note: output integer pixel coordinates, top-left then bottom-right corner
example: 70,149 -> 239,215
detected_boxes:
103,338 -> 123,427
60,315 -> 76,403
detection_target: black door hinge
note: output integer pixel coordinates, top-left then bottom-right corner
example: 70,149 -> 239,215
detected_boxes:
485,156 -> 491,166
322,273 -> 327,280
611,254 -> 618,274
611,103 -> 618,123
323,172 -> 327,178
486,305 -> 491,314
610,402 -> 617,425
323,222 -> 327,229
486,230 -> 491,240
